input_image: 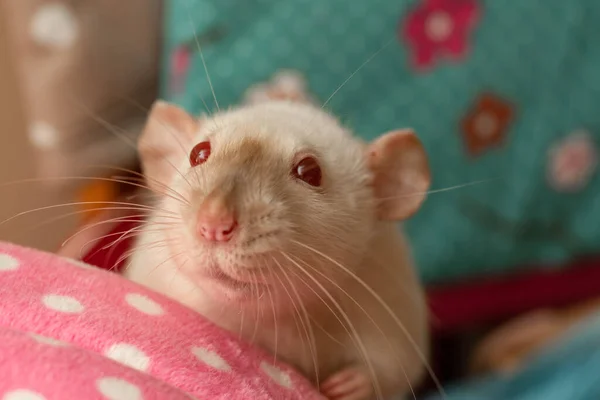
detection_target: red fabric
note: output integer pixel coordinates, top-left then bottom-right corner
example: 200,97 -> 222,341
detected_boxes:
82,219 -> 141,273
82,221 -> 600,333
428,257 -> 600,333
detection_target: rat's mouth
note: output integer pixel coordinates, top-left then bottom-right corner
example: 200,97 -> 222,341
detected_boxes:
209,268 -> 270,292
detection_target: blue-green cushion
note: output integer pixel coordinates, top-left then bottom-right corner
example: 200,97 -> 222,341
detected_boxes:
425,311 -> 600,399
160,0 -> 600,285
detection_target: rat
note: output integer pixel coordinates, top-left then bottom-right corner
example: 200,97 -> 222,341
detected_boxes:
123,99 -> 433,400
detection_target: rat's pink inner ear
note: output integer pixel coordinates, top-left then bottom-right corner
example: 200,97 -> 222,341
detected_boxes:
149,101 -> 198,137
366,129 -> 431,221
138,100 -> 200,190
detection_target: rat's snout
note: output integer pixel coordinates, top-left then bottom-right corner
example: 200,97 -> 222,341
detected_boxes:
196,190 -> 238,243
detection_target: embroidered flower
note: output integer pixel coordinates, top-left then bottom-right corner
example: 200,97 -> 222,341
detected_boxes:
461,93 -> 514,156
548,130 -> 597,192
402,0 -> 481,70
169,45 -> 192,96
243,70 -> 317,105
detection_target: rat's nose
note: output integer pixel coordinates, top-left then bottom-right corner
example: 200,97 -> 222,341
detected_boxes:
196,193 -> 237,242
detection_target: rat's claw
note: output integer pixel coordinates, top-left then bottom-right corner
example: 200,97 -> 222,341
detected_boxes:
320,366 -> 373,400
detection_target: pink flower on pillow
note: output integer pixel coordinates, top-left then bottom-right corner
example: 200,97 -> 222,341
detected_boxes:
169,45 -> 191,96
548,130 -> 598,192
402,0 -> 481,70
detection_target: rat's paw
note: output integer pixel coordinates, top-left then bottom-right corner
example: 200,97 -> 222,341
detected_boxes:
320,366 -> 373,400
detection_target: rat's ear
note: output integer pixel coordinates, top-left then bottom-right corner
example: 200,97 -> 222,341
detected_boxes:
138,101 -> 199,190
366,129 -> 431,221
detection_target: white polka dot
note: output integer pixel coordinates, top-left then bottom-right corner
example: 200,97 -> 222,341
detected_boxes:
96,377 -> 141,400
105,343 -> 150,372
42,294 -> 84,314
260,361 -> 292,388
2,390 -> 46,400
28,122 -> 59,149
125,293 -> 164,316
192,346 -> 231,371
0,254 -> 19,271
30,333 -> 67,347
29,3 -> 78,49
425,11 -> 454,42
473,112 -> 499,139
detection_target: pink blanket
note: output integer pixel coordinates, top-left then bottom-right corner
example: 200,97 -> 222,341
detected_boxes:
0,241 -> 322,400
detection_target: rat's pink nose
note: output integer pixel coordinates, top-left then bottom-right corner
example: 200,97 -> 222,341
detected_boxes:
196,194 -> 237,242
198,214 -> 237,242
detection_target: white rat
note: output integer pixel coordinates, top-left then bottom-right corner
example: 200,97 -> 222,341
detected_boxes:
124,99 -> 433,400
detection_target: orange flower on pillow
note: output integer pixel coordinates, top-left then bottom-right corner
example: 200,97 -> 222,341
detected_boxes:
461,93 -> 515,156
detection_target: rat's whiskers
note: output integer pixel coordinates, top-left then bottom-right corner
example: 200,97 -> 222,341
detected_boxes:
184,0 -> 220,112
0,200 -> 172,227
251,270 -> 264,345
89,164 -> 189,205
69,98 -> 194,190
77,225 -> 153,255
292,252 -> 417,400
260,267 -> 279,364
0,175 -> 189,207
282,252 -> 384,400
291,239 -> 446,399
321,39 -> 394,110
272,256 -> 320,388
61,213 -> 176,251
377,177 -> 502,202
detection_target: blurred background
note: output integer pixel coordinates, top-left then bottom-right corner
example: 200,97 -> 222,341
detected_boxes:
2,0 -> 600,398
0,0 -> 161,251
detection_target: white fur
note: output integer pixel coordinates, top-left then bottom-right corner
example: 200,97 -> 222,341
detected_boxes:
125,100 -> 429,399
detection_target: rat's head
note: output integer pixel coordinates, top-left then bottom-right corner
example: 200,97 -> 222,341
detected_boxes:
138,100 -> 430,310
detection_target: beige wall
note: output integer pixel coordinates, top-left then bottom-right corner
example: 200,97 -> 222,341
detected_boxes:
0,0 -> 160,253
0,11 -> 75,251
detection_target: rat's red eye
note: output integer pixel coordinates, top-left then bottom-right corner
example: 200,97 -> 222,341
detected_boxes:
292,156 -> 322,187
190,141 -> 211,167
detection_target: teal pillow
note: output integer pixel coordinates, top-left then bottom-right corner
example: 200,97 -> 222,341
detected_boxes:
425,311 -> 600,399
160,0 -> 600,284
